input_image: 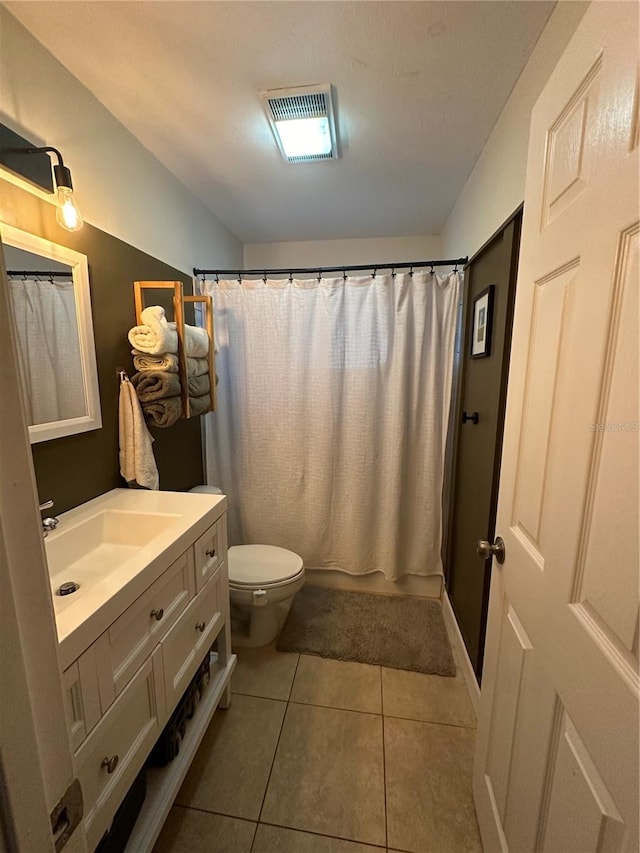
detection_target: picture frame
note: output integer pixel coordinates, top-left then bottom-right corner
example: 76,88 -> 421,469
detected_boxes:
470,284 -> 495,359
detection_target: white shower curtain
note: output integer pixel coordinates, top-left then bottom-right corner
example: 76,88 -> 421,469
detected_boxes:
203,271 -> 460,580
10,277 -> 85,425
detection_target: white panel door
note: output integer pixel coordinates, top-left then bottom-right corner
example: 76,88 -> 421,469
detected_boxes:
474,3 -> 639,852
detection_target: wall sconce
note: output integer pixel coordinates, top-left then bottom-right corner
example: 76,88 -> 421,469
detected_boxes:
0,126 -> 83,232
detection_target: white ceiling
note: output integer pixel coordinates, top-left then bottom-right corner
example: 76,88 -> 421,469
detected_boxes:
6,1 -> 554,244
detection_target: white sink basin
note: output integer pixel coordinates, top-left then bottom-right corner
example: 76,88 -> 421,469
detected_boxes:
45,488 -> 226,668
47,509 -> 181,594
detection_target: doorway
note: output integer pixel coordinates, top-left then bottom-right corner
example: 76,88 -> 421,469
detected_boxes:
445,207 -> 522,679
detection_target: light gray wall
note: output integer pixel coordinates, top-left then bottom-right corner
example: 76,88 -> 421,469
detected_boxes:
0,5 -> 242,274
244,235 -> 443,272
442,1 -> 589,260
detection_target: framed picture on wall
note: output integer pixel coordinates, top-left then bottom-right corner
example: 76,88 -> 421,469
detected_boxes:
470,284 -> 495,358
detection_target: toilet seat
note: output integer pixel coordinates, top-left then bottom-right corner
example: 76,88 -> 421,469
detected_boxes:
228,544 -> 304,589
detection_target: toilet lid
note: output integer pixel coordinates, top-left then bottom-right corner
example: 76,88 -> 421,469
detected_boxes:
228,544 -> 303,586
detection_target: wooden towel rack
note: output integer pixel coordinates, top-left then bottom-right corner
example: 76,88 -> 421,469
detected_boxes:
133,280 -> 216,418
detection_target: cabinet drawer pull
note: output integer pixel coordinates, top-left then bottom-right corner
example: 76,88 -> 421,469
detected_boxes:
205,548 -> 216,559
195,621 -> 206,632
150,608 -> 164,621
101,755 -> 119,774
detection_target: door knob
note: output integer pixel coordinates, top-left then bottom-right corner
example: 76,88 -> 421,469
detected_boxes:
476,537 -> 506,564
195,621 -> 206,632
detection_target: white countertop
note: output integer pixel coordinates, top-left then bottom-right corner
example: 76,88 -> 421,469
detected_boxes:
46,488 -> 226,669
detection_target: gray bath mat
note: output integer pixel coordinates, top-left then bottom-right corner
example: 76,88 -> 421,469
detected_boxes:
276,585 -> 456,676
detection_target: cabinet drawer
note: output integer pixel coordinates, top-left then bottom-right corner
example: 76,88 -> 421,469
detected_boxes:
193,518 -> 227,592
97,549 -> 195,709
75,649 -> 164,851
62,644 -> 102,751
162,565 -> 222,710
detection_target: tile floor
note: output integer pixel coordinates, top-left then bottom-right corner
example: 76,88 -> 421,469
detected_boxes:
153,645 -> 482,853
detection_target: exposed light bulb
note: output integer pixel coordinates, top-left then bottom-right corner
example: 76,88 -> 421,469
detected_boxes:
56,186 -> 83,232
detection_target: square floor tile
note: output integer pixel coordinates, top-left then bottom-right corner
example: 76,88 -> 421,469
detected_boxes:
384,716 -> 481,853
176,694 -> 286,820
232,644 -> 299,700
382,667 -> 476,728
152,807 -> 255,853
261,703 -> 386,846
253,824 -> 384,852
291,655 -> 382,713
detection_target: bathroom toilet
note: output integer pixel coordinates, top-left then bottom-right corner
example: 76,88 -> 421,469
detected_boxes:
190,486 -> 304,647
227,544 -> 304,647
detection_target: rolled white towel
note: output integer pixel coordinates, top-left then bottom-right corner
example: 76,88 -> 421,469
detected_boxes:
182,323 -> 210,358
131,351 -> 180,373
131,351 -> 209,377
128,305 -> 210,357
128,306 -> 177,354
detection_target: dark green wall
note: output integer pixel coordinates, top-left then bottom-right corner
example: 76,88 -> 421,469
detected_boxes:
2,181 -> 204,514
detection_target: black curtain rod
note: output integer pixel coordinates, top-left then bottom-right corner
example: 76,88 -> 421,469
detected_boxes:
193,257 -> 468,278
7,270 -> 72,278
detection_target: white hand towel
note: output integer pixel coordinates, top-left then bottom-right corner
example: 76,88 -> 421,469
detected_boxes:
128,305 -> 210,357
118,376 -> 159,490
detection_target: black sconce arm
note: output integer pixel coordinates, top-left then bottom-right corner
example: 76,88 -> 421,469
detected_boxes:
3,145 -> 73,190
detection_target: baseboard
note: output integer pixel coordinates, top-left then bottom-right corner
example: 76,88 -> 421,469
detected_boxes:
441,588 -> 481,715
305,568 -> 442,599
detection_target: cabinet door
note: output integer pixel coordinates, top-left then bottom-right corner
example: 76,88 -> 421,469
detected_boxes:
193,518 -> 227,592
162,566 -> 222,709
75,649 -> 164,851
62,643 -> 102,751
97,549 -> 195,709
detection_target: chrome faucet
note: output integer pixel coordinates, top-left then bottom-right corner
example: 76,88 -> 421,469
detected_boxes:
39,499 -> 59,538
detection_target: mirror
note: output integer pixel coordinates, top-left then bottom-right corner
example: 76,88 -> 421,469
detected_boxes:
1,223 -> 102,443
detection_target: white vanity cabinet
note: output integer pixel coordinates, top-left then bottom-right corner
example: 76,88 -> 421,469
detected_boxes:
56,500 -> 236,853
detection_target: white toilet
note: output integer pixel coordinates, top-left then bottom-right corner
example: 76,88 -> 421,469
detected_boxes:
190,486 -> 305,647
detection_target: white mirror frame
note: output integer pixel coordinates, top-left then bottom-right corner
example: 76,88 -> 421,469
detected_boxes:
1,222 -> 102,443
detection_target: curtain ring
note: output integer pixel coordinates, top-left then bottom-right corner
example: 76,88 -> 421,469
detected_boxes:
49,274 -> 55,284
342,268 -> 347,281
453,263 -> 458,274
237,270 -> 242,283
391,267 -> 395,278
430,264 -> 435,276
215,273 -> 219,283
263,270 -> 267,283
409,265 -> 413,277
371,267 -> 377,279
288,270 -> 293,283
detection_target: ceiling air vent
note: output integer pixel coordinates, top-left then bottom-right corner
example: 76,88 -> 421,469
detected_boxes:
260,84 -> 339,163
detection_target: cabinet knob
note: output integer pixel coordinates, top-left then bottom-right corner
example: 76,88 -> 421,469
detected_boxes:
195,621 -> 206,632
205,548 -> 216,559
150,608 -> 164,621
101,755 -> 119,774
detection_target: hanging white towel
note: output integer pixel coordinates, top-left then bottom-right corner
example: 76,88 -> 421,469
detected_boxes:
118,374 -> 159,490
127,305 -> 209,357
